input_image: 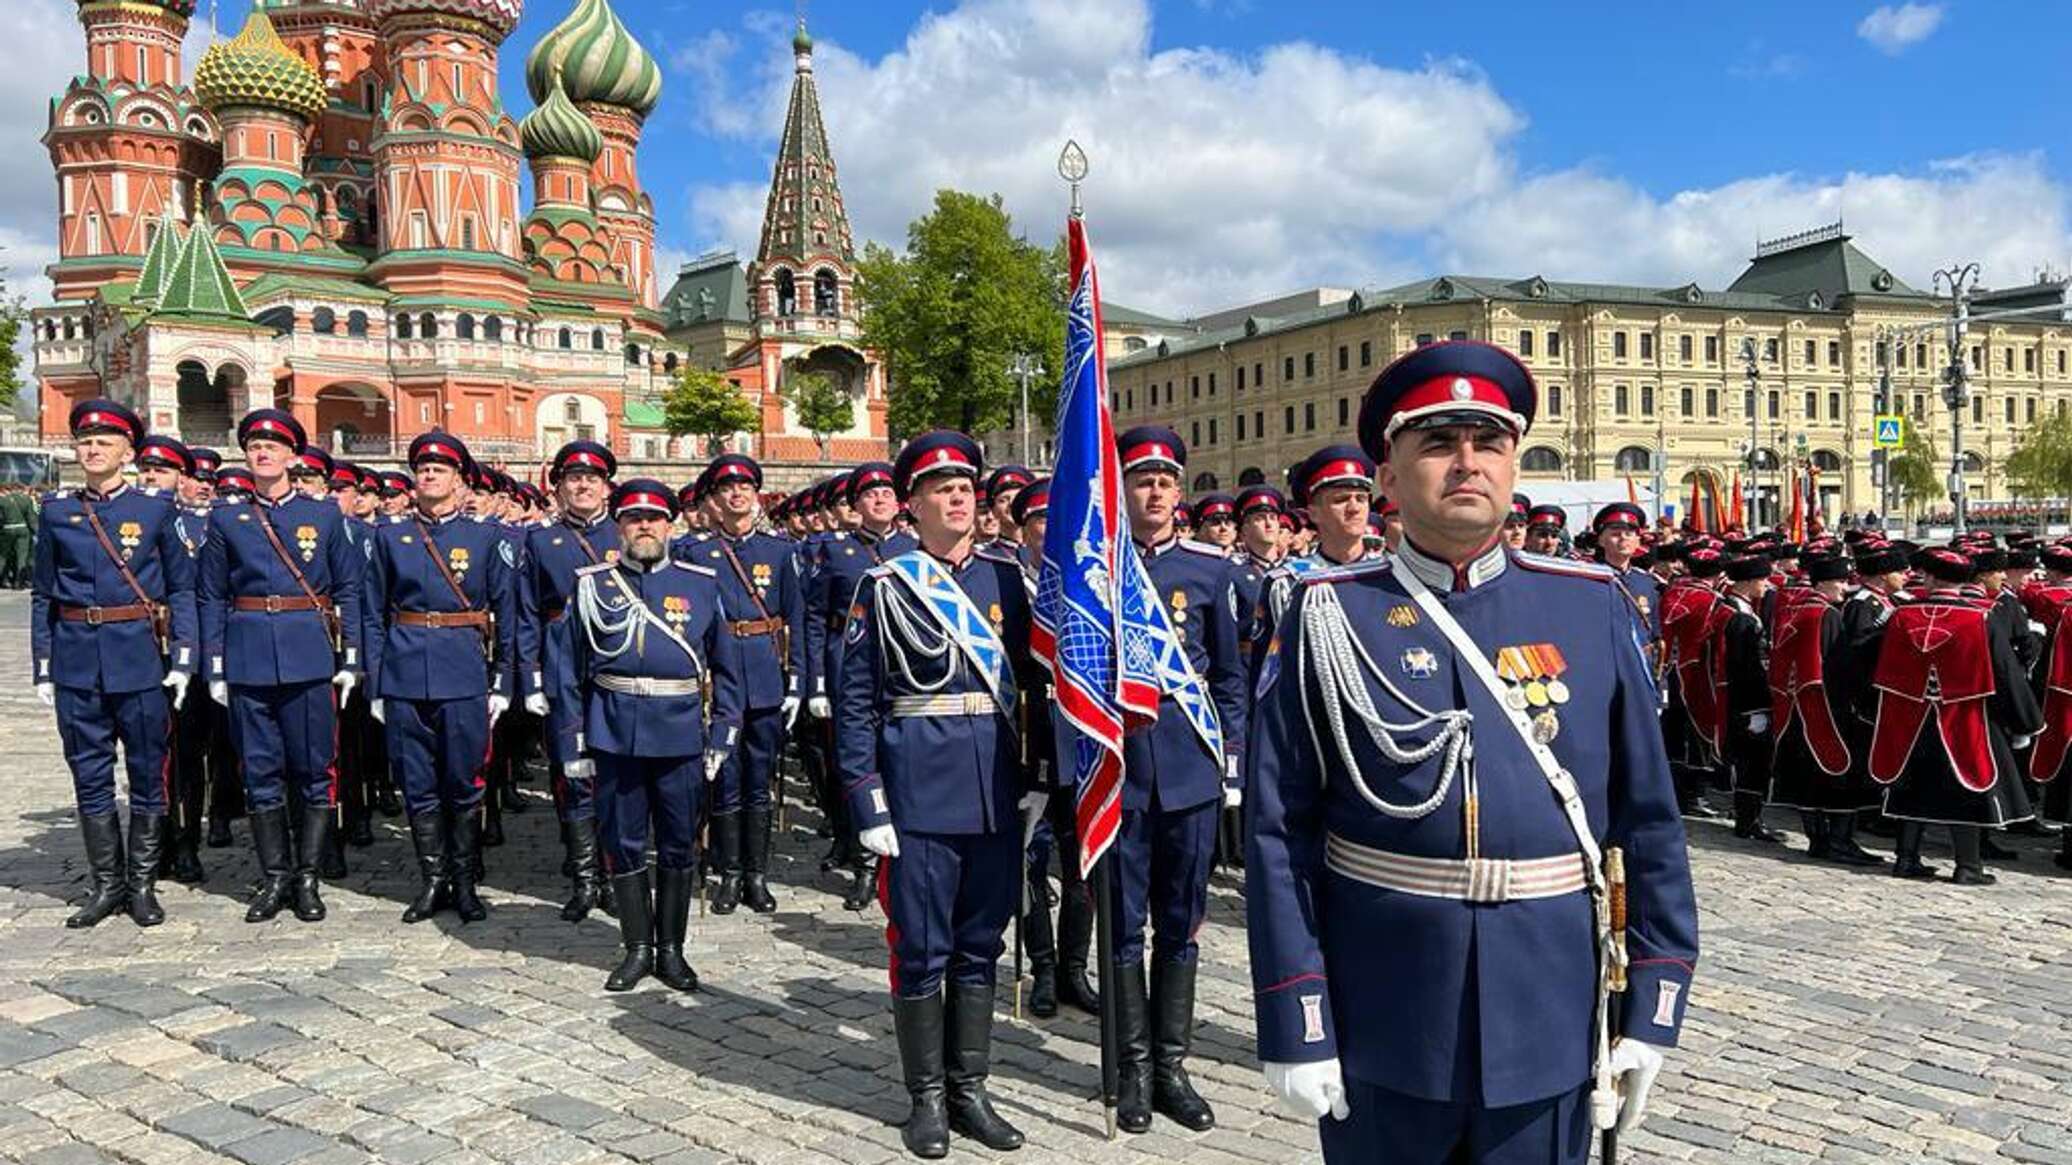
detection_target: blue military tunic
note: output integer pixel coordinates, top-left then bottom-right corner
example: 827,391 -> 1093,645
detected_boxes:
1129,536 -> 1249,813
815,527 -> 917,699
687,529 -> 805,817
516,512 -> 621,821
1246,541 -> 1699,1110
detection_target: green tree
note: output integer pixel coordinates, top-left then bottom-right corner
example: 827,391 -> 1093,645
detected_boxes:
781,370 -> 853,460
2005,409 -> 2072,500
661,366 -> 759,457
855,190 -> 1065,438
1886,426 -> 1943,516
0,250 -> 27,412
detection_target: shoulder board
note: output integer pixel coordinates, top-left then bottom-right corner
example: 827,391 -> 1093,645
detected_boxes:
674,562 -> 717,577
137,486 -> 165,499
42,488 -> 75,502
975,548 -> 1018,567
1302,557 -> 1394,587
1515,551 -> 1616,582
574,560 -> 615,578
1178,538 -> 1227,557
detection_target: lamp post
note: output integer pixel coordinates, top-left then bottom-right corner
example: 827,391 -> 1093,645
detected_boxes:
1873,324 -> 1894,528
1740,337 -> 1761,528
1933,262 -> 1981,536
1009,353 -> 1045,468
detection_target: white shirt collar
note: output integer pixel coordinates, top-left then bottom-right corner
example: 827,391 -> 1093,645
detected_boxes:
1396,537 -> 1507,594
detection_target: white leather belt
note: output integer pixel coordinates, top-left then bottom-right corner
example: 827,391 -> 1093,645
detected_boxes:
595,674 -> 701,698
890,692 -> 996,718
1325,832 -> 1587,903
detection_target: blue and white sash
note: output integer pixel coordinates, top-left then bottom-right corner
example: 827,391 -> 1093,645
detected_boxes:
1123,551 -> 1225,761
882,551 -> 1016,724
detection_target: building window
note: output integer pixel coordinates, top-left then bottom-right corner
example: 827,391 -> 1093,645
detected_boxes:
1338,397 -> 1350,427
1914,393 -> 1925,415
396,314 -> 412,340
1304,352 -> 1316,378
346,310 -> 368,338
1236,365 -> 1245,392
1897,344 -> 1909,368
1803,391 -> 1815,420
1547,330 -> 1562,358
1191,421 -> 1201,448
2027,347 -> 2038,373
419,312 -> 437,338
1680,386 -> 1694,416
1548,385 -> 1562,415
1416,333 -> 1434,347
2059,351 -> 2066,375
1361,340 -> 1374,366
473,400 -> 484,425
483,316 -> 502,342
1640,385 -> 1655,416
1125,388 -> 1133,411
1190,375 -> 1200,400
1973,396 -> 1984,424
1706,388 -> 1719,418
1705,335 -> 1718,363
1521,447 -> 1563,473
1449,330 -> 1467,342
1613,384 -> 1629,415
558,327 -> 572,349
2003,347 -> 2014,372
1829,392 -> 1842,421
1254,362 -> 1263,386
1970,345 -> 1982,370
1613,333 -> 1628,359
1679,335 -> 1692,362
1304,401 -> 1316,432
1614,447 -> 1652,472
1208,372 -> 1217,396
1828,340 -> 1841,367
456,312 -> 475,340
1284,405 -> 1296,434
2006,397 -> 2016,424
1765,338 -> 1778,363
1236,413 -> 1246,441
312,307 -> 336,334
1640,334 -> 1654,360
1207,417 -> 1218,445
1767,391 -> 1779,419
1916,342 -> 1928,367
1337,345 -> 1349,372
1518,330 -> 1534,357
1744,388 -> 1756,417
1284,356 -> 1295,381
1803,339 -> 1815,365
1254,410 -> 1263,438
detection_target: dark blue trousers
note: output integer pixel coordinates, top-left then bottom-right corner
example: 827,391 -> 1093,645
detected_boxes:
1110,799 -> 1218,965
551,759 -> 595,822
384,696 -> 490,819
55,684 -> 171,817
595,753 -> 701,875
228,680 -> 337,812
712,705 -> 783,815
1320,1080 -> 1591,1165
878,829 -> 1018,998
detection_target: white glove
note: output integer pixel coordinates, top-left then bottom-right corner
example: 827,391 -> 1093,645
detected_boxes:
705,751 -> 726,782
162,670 -> 190,711
1223,784 -> 1243,809
1018,791 -> 1049,843
209,680 -> 229,707
369,698 -> 385,724
808,695 -> 831,719
1598,1038 -> 1668,1134
524,692 -> 549,718
564,758 -> 595,781
858,824 -> 900,858
35,682 -> 54,707
1263,1059 -> 1350,1122
781,696 -> 801,729
1746,711 -> 1771,734
332,670 -> 357,707
2013,733 -> 2035,751
487,694 -> 510,724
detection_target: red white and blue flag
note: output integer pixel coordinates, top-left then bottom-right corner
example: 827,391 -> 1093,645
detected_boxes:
1035,217 -> 1160,879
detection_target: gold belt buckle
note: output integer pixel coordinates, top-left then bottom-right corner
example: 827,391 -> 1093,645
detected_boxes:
265,595 -> 284,614
85,606 -> 103,626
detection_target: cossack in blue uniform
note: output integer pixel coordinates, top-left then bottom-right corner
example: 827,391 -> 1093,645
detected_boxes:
1246,341 -> 1698,1164
33,400 -> 199,928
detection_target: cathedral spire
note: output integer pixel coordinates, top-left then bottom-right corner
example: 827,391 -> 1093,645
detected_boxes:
752,17 -> 855,280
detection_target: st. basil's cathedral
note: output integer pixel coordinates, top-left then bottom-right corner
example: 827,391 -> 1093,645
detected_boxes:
30,0 -> 887,471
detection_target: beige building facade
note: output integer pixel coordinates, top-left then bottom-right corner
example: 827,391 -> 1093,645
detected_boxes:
1103,226 -> 2070,526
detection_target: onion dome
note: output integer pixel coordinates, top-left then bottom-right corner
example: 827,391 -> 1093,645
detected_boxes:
524,0 -> 661,118
363,0 -> 523,40
793,19 -> 812,56
520,70 -> 602,162
192,10 -> 326,123
78,0 -> 198,16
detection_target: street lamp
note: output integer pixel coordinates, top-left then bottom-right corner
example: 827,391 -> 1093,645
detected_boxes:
1740,337 -> 1761,528
1009,353 -> 1045,468
1933,262 -> 1982,536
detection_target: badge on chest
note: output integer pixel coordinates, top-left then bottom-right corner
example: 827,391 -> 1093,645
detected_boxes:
117,521 -> 142,561
662,594 -> 691,628
295,525 -> 319,562
752,561 -> 773,593
448,546 -> 471,579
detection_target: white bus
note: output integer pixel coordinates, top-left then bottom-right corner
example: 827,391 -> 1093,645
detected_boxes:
0,446 -> 73,487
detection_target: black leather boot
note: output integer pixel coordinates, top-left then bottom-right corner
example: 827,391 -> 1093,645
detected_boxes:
560,822 -> 602,923
244,806 -> 294,923
895,992 -> 950,1159
450,809 -> 488,922
1151,959 -> 1216,1130
345,798 -> 375,848
945,982 -> 1024,1150
292,804 -> 331,922
317,805 -> 349,879
1024,864 -> 1059,1019
1892,821 -> 1939,880
842,858 -> 876,912
1825,812 -> 1885,867
1056,883 -> 1100,1015
1951,825 -> 1996,885
605,869 -> 654,992
741,808 -> 777,913
400,813 -> 450,923
206,812 -> 234,848
709,812 -> 741,916
67,812 -> 128,929
1800,811 -> 1830,860
376,781 -> 402,819
653,867 -> 699,993
1115,960 -> 1153,1134
125,812 -> 166,927
481,790 -> 504,848
1733,793 -> 1785,843
596,827 -> 619,918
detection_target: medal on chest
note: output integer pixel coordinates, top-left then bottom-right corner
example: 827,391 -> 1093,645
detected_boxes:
117,520 -> 142,561
448,546 -> 471,580
662,593 -> 691,628
1498,643 -> 1570,743
1170,587 -> 1189,639
752,561 -> 773,595
295,524 -> 318,562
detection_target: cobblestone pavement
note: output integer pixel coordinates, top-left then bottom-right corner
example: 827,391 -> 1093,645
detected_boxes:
2,592 -> 2070,1165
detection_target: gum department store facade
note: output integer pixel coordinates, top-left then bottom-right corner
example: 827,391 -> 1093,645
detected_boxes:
31,0 -> 885,476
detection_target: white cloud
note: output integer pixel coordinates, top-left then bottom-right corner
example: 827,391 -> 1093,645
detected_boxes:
1857,3 -> 1946,55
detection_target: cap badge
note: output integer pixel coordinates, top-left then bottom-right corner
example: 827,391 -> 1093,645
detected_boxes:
1450,377 -> 1474,401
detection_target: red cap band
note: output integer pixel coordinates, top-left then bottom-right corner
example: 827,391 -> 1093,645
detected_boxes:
1122,441 -> 1178,470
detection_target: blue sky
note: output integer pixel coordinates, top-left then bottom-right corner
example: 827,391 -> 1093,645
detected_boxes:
6,0 -> 2071,320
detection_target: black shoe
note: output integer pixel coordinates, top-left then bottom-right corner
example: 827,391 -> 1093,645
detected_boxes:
2054,848 -> 2072,872
560,823 -> 602,923
316,812 -> 349,880
124,812 -> 165,928
168,838 -> 205,885
292,805 -> 331,922
401,814 -> 450,924
709,812 -> 741,916
895,993 -> 951,1159
501,783 -> 530,813
345,809 -> 375,848
945,982 -> 1024,1151
741,809 -> 778,913
605,869 -> 655,992
2009,818 -> 2060,837
1028,962 -> 1058,1019
450,810 -> 488,922
1681,797 -> 1726,820
206,815 -> 234,848
481,798 -> 505,848
1981,835 -> 2021,862
1151,959 -> 1215,1131
1893,856 -> 1941,880
1826,839 -> 1887,867
244,807 -> 294,923
1057,962 -> 1101,1016
1952,866 -> 1998,886
653,868 -> 699,993
1114,960 -> 1152,1134
1734,820 -> 1788,844
842,864 -> 876,912
1800,811 -> 1831,861
376,786 -> 402,819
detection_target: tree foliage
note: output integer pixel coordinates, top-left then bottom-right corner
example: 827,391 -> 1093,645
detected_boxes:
0,251 -> 27,411
782,370 -> 853,459
2005,408 -> 2072,499
1886,425 -> 1943,513
855,190 -> 1065,438
661,366 -> 759,456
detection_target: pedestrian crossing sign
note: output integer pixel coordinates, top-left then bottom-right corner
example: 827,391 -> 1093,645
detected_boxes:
1873,415 -> 1905,449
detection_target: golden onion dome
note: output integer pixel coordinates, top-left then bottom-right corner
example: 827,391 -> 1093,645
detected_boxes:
192,11 -> 326,123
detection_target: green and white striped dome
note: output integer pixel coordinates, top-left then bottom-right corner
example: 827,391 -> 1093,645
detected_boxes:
524,0 -> 661,118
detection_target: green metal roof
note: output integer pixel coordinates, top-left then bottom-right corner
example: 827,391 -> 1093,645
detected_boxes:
132,217 -> 182,306
154,224 -> 251,322
661,252 -> 751,326
238,271 -> 390,305
1726,229 -> 1924,304
1102,301 -> 1188,329
624,398 -> 665,428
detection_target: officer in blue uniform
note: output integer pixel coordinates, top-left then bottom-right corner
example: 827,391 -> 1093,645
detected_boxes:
980,464 -> 1032,557
136,435 -> 213,886
518,440 -> 622,922
363,433 -> 516,924
326,459 -> 378,868
199,410 -> 362,924
1231,485 -> 1289,654
553,479 -> 745,993
1246,341 -> 1699,1163
32,401 -> 198,928
683,454 -> 804,916
1109,425 -> 1247,1134
1591,502 -> 1661,644
811,461 -> 917,909
836,431 -> 1034,1159
1260,447 -> 1385,646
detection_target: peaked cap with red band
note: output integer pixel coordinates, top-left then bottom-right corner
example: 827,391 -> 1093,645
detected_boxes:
1237,484 -> 1285,517
190,446 -> 222,480
408,432 -> 472,472
893,430 -> 983,500
293,447 -> 334,479
611,477 -> 680,521
1357,339 -> 1535,459
700,453 -> 763,492
846,461 -> 896,504
1194,492 -> 1236,522
1011,476 -> 1051,526
236,408 -> 306,453
1507,492 -> 1533,524
1117,426 -> 1185,475
216,466 -> 256,496
1289,445 -> 1375,507
1593,502 -> 1647,533
135,435 -> 193,474
328,460 -> 361,489
985,464 -> 1034,501
70,399 -> 145,444
549,440 -> 616,483
378,470 -> 413,497
1527,504 -> 1567,531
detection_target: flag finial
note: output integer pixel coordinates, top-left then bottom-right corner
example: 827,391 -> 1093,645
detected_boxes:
1058,140 -> 1088,219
